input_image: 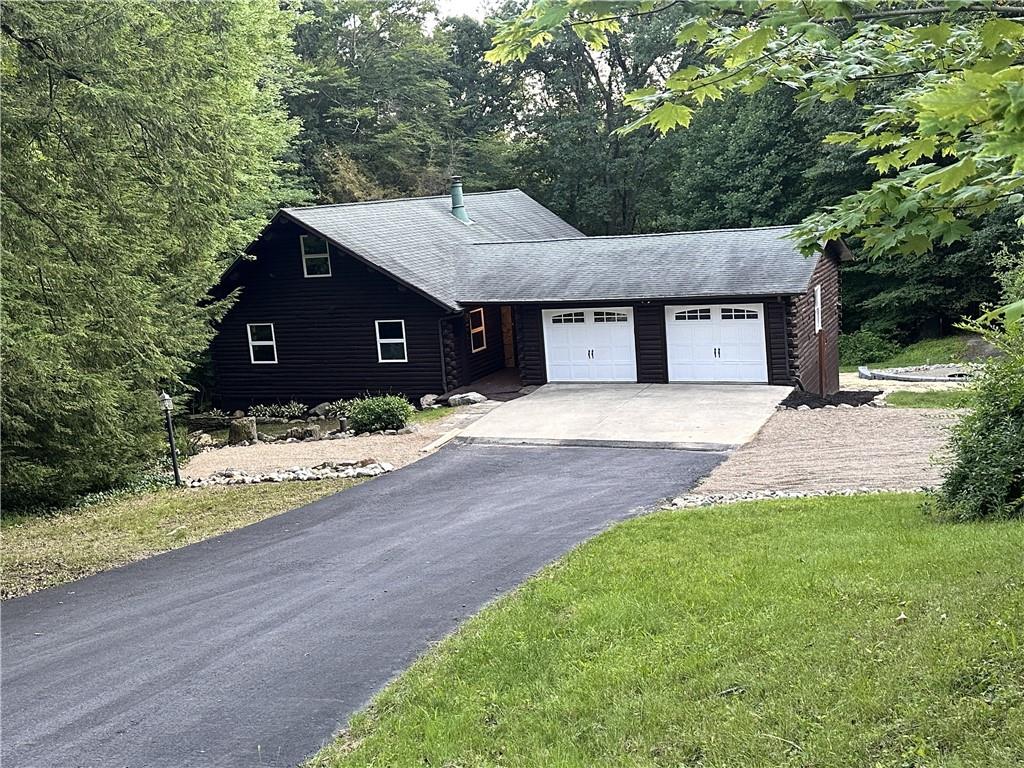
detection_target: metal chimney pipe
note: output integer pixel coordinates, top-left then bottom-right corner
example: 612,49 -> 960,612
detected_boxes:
450,175 -> 471,223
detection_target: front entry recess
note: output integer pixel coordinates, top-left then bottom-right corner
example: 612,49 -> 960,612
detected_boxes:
542,307 -> 637,382
664,303 -> 768,382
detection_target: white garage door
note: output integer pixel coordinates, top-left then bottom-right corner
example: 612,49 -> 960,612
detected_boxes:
542,307 -> 637,382
665,303 -> 768,382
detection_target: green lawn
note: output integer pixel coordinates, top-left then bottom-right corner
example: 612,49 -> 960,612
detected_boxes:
1,479 -> 359,599
310,494 -> 1023,768
841,335 -> 972,372
409,405 -> 456,425
887,390 -> 974,409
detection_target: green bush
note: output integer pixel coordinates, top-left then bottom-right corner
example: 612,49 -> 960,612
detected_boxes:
248,404 -> 275,419
934,321 -> 1023,521
346,395 -> 413,434
273,400 -> 307,419
324,399 -> 349,420
839,330 -> 901,367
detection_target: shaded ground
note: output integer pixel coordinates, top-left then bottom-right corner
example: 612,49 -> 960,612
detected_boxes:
696,407 -> 956,494
2,444 -> 722,768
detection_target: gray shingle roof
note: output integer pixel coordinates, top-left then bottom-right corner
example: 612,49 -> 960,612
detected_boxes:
282,190 -> 584,309
456,226 -> 819,304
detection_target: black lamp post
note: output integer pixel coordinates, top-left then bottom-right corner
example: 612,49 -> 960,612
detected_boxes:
159,391 -> 182,487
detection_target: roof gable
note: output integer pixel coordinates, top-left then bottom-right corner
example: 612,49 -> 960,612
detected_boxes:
278,190 -> 584,310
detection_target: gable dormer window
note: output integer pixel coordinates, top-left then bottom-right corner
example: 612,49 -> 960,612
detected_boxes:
300,234 -> 331,278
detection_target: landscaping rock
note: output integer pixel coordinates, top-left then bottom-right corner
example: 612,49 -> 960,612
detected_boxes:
309,401 -> 333,417
419,394 -> 439,409
448,391 -> 487,406
285,424 -> 321,441
231,410 -> 245,418
668,486 -> 929,509
228,417 -> 257,445
189,431 -> 217,448
187,459 -> 394,487
256,432 -> 278,443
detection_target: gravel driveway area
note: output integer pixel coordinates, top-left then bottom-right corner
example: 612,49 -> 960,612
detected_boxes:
183,402 -> 498,479
695,407 -> 957,494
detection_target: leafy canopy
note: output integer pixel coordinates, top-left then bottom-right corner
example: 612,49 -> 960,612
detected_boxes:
487,1 -> 1024,285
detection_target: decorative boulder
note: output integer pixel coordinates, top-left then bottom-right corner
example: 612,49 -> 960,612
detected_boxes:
309,401 -> 333,418
419,394 -> 440,409
449,392 -> 487,407
189,431 -> 217,448
228,417 -> 257,445
285,424 -> 321,441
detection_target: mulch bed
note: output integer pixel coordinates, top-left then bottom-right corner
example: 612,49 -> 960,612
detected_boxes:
781,389 -> 882,409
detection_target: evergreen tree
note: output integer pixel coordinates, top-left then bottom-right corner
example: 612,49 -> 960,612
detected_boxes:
1,0 -> 302,508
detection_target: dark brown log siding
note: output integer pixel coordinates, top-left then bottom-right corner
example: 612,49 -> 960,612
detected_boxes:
634,303 -> 668,383
514,305 -> 547,385
787,252 -> 841,394
212,219 -> 447,410
764,298 -> 792,385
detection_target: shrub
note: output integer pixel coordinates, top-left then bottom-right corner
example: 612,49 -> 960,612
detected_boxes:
346,395 -> 413,434
324,399 -> 349,420
933,320 -> 1023,521
273,400 -> 307,419
248,404 -> 275,419
838,330 -> 901,367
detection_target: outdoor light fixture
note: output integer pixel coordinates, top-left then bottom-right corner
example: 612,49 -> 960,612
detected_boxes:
158,391 -> 182,486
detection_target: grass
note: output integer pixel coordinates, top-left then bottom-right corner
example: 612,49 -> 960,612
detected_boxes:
887,390 -> 974,409
1,479 -> 359,599
310,494 -> 1024,768
841,335 -> 972,372
409,406 -> 457,425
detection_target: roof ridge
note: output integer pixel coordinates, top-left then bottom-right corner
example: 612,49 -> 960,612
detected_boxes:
469,223 -> 797,246
285,188 -> 523,212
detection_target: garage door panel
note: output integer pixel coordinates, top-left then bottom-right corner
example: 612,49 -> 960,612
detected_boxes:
542,307 -> 637,382
665,303 -> 767,383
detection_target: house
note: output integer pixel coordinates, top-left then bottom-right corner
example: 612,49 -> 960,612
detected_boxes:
211,178 -> 843,410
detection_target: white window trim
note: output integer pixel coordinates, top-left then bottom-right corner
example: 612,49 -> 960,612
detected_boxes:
814,284 -> 823,333
300,234 -> 332,278
469,308 -> 487,353
247,323 -> 277,364
375,319 -> 408,363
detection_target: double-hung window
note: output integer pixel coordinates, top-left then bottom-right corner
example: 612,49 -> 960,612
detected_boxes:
375,320 -> 407,363
301,234 -> 331,278
469,308 -> 487,353
247,323 -> 277,364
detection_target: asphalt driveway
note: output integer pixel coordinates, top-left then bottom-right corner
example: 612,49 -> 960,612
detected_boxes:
2,443 -> 722,768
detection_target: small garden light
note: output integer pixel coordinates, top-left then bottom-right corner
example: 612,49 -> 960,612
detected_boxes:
159,391 -> 182,486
